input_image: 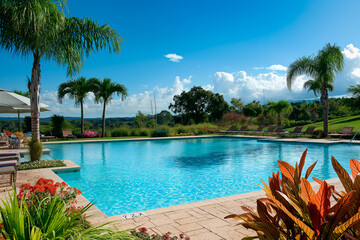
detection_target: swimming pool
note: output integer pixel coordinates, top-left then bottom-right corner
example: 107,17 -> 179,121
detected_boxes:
45,137 -> 360,216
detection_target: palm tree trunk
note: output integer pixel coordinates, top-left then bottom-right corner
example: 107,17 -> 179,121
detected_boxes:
30,53 -> 41,140
81,101 -> 84,134
277,114 -> 281,126
102,103 -> 106,138
321,85 -> 329,137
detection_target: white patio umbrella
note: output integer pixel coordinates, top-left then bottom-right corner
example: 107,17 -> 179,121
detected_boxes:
0,88 -> 50,131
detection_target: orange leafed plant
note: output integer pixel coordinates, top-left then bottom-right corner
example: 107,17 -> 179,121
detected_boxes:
225,149 -> 360,240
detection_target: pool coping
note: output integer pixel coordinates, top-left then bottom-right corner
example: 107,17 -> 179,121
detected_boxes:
42,134 -> 360,145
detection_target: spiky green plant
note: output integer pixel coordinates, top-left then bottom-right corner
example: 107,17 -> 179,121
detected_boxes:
27,137 -> 43,161
0,191 -> 136,240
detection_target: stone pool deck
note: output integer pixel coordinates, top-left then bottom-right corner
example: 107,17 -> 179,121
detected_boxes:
0,160 -> 345,240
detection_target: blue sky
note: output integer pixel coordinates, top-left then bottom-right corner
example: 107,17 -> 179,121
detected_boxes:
1,0 -> 360,117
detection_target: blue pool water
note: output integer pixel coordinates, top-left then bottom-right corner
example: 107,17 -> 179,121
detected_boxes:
44,137 -> 360,216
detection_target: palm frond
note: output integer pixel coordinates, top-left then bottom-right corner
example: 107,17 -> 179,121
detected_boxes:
286,56 -> 317,90
347,84 -> 360,98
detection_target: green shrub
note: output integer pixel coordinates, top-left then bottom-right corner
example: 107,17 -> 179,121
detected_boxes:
139,129 -> 150,136
105,129 -> 112,137
71,128 -> 81,137
111,127 -> 129,137
18,160 -> 65,170
130,128 -> 140,136
27,137 -> 43,161
51,115 -> 65,138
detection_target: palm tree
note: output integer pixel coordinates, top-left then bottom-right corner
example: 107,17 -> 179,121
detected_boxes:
90,78 -> 127,137
58,77 -> 96,134
287,43 -> 344,137
0,0 -> 123,140
268,100 -> 292,126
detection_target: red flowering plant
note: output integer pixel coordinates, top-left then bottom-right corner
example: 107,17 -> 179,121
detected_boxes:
2,130 -> 11,136
131,227 -> 189,240
17,178 -> 82,214
202,126 -> 217,133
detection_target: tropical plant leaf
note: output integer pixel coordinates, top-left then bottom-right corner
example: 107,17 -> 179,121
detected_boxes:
308,181 -> 331,236
323,190 -> 356,238
298,148 -> 308,176
268,192 -> 315,239
331,211 -> 360,240
300,178 -> 314,204
350,159 -> 360,180
332,156 -> 354,193
278,161 -> 295,183
312,177 -> 323,185
305,161 -> 317,179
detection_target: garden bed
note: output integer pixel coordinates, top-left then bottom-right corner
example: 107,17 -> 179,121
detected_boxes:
17,160 -> 66,170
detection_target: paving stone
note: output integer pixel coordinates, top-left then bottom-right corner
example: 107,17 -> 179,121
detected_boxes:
190,231 -> 223,240
197,218 -> 230,229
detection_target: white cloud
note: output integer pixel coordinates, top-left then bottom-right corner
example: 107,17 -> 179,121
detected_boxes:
266,64 -> 287,71
212,70 -> 307,102
211,44 -> 360,103
164,53 -> 183,62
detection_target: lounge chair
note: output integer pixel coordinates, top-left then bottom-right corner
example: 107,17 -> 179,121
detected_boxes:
290,126 -> 303,134
238,125 -> 248,132
219,126 -> 237,133
263,126 -> 276,135
300,126 -> 316,136
62,130 -> 76,139
273,126 -> 284,134
253,125 -> 265,132
40,133 -> 56,142
244,125 -> 265,134
0,152 -> 20,187
329,127 -> 354,139
0,133 -> 9,146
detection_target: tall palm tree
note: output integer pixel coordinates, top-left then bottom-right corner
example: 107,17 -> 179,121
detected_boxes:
0,0 -> 123,140
58,77 -> 96,134
268,100 -> 292,126
90,78 -> 127,137
287,43 -> 344,137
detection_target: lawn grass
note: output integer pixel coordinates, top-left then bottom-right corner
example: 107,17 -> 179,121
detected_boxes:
18,160 -> 66,170
287,115 -> 360,132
